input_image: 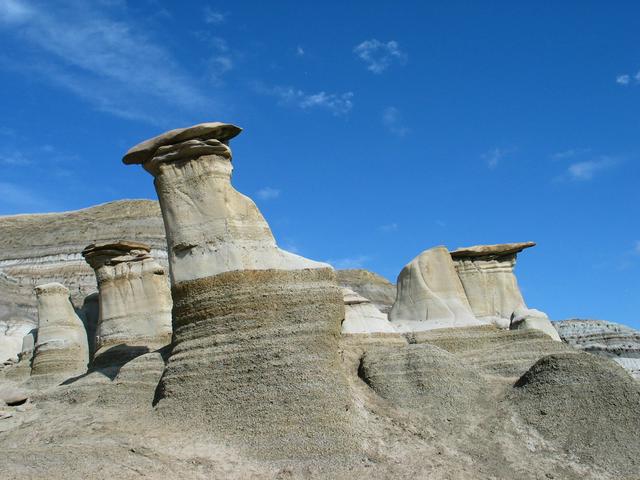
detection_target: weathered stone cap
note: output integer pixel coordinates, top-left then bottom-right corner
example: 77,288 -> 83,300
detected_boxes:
82,241 -> 151,257
450,241 -> 536,259
122,122 -> 242,165
34,282 -> 69,296
82,241 -> 151,268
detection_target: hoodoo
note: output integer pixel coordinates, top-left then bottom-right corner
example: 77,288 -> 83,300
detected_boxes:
389,246 -> 485,331
450,242 -> 535,328
123,122 -> 357,461
31,283 -> 89,379
82,241 -> 172,367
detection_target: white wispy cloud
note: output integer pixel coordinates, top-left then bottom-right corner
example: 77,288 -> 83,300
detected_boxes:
634,241 -> 640,255
325,255 -> 371,269
203,7 -> 227,25
256,187 -> 281,200
482,147 -> 513,169
353,39 -> 407,74
0,0 -> 216,124
551,148 -> 590,160
379,223 -> 398,232
0,150 -> 31,166
296,46 -> 305,57
566,156 -> 617,181
255,84 -> 354,116
616,74 -> 630,85
382,106 -> 409,136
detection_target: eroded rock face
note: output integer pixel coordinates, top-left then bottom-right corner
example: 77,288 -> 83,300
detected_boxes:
450,242 -> 534,328
31,283 -> 89,379
125,122 -> 357,461
0,200 -> 167,362
336,269 -> 396,314
389,246 -> 485,331
341,288 -> 396,334
554,319 -> 640,379
510,307 -> 561,341
82,242 -> 172,366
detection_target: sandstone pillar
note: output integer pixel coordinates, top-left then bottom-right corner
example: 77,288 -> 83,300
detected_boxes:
82,242 -> 172,366
123,122 -> 356,461
31,283 -> 89,378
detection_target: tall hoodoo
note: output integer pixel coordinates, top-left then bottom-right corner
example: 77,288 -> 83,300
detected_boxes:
82,241 -> 172,366
389,246 -> 485,331
123,122 -> 357,461
31,283 -> 89,378
450,242 -> 534,328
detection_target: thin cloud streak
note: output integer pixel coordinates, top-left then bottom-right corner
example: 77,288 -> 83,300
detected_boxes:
354,39 -> 407,74
255,83 -> 354,116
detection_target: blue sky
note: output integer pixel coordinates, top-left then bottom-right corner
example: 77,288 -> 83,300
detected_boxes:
0,0 -> 639,327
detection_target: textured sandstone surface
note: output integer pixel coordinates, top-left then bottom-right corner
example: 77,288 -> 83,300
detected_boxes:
389,246 -> 485,331
30,283 -> 88,380
124,123 -> 327,283
341,287 -> 396,334
510,306 -> 561,341
0,200 -> 167,362
82,242 -> 172,366
554,319 -> 640,379
451,242 -> 533,328
336,269 -> 396,313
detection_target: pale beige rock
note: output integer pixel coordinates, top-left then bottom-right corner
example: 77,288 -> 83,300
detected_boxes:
124,123 -> 327,283
341,287 -> 396,334
389,246 -> 486,331
31,283 -> 89,378
451,242 -> 534,328
510,306 -> 561,341
82,242 -> 172,366
336,269 -> 396,313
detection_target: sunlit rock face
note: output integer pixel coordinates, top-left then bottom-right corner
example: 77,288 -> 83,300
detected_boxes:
82,242 -> 172,366
451,242 -> 534,329
389,246 -> 486,332
341,287 -> 396,334
31,283 -> 89,379
510,306 -> 561,341
554,319 -> 640,379
124,122 -> 358,461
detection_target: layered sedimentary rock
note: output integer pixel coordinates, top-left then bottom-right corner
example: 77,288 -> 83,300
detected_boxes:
389,246 -> 485,331
450,242 -> 534,328
510,307 -> 561,341
30,283 -> 88,378
125,122 -> 357,461
336,269 -> 396,313
554,319 -> 640,379
511,353 -> 640,477
341,287 -> 396,334
82,242 -> 172,366
0,200 -> 167,362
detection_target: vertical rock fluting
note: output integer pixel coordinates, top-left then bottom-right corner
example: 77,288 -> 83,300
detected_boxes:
450,242 -> 534,328
31,283 -> 89,379
82,242 -> 172,367
388,246 -> 485,331
123,122 -> 357,461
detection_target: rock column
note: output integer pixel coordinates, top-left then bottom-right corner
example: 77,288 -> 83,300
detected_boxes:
82,242 -> 172,366
123,122 -> 357,461
31,283 -> 89,378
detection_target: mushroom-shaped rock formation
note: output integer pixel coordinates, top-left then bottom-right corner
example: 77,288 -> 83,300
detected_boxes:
450,242 -> 534,329
388,246 -> 486,331
123,122 -> 326,284
510,307 -> 561,341
82,241 -> 172,367
31,283 -> 89,379
341,287 -> 396,334
124,122 -> 357,462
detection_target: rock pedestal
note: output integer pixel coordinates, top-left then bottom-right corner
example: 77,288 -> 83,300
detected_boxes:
389,246 -> 484,331
451,242 -> 534,328
31,283 -> 89,378
82,242 -> 172,366
124,122 -> 357,461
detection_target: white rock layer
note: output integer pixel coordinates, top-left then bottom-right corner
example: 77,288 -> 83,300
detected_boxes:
510,307 -> 561,341
389,246 -> 486,332
341,288 -> 396,334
